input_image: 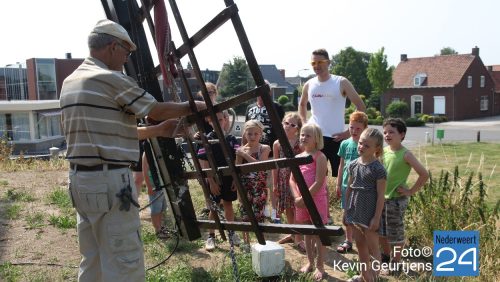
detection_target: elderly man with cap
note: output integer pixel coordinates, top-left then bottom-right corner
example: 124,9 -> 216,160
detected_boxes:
60,19 -> 205,281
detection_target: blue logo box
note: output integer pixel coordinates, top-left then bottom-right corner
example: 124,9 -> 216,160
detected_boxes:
433,231 -> 479,276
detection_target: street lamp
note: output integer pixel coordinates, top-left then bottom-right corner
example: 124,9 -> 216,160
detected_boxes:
297,68 -> 309,87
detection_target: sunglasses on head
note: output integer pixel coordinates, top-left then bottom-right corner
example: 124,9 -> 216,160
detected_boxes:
310,59 -> 329,66
283,121 -> 298,128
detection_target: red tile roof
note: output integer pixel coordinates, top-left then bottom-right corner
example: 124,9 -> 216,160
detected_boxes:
490,65 -> 500,71
489,71 -> 500,92
392,54 -> 475,88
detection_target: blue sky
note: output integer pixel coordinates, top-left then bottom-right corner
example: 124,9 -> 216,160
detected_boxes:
2,0 -> 499,78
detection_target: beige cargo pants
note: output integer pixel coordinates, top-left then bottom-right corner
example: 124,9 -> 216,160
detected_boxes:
69,166 -> 145,282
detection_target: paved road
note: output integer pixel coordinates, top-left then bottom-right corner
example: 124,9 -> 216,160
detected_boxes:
232,115 -> 500,148
379,116 -> 500,148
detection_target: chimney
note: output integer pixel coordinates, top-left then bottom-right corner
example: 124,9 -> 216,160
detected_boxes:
279,69 -> 285,78
66,53 -> 72,59
400,54 -> 408,62
487,65 -> 493,71
472,46 -> 479,56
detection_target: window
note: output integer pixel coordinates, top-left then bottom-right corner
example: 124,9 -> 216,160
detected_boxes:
3,65 -> 28,100
36,59 -> 57,100
433,96 -> 445,115
480,75 -> 485,88
36,112 -> 62,139
10,112 -> 30,141
414,77 -> 420,86
413,73 -> 427,86
392,98 -> 401,103
0,114 -> 6,138
467,76 -> 472,88
480,96 -> 488,111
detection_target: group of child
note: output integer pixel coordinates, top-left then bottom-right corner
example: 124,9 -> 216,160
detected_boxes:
337,113 -> 429,281
195,109 -> 423,280
142,105 -> 428,282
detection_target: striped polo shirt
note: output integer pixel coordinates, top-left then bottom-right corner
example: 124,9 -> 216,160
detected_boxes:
60,57 -> 157,166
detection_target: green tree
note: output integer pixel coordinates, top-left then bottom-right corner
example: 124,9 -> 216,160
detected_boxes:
367,47 -> 394,110
218,56 -> 254,114
440,47 -> 458,55
331,47 -> 372,97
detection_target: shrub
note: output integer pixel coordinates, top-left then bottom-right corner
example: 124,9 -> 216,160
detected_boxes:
419,115 -> 448,123
386,101 -> 409,118
365,107 -> 379,119
0,135 -> 13,162
405,117 -> 425,127
406,167 -> 498,279
277,95 -> 289,106
419,114 -> 431,123
282,102 -> 296,112
344,104 -> 356,119
368,118 -> 383,125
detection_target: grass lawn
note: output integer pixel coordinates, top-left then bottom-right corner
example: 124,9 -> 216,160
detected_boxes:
410,142 -> 499,206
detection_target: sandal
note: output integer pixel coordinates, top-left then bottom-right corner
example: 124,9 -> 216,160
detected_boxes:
294,240 -> 306,253
336,240 -> 353,253
278,235 -> 293,244
156,228 -> 170,240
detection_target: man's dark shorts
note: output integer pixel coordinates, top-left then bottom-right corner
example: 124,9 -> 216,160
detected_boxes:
321,136 -> 341,177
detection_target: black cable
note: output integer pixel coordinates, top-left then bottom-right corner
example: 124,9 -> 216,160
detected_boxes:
139,190 -> 164,211
146,226 -> 180,271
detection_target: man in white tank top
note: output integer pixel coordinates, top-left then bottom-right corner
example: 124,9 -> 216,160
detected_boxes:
299,48 -> 365,179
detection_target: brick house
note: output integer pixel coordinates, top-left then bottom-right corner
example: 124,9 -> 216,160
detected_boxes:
382,47 -> 499,121
488,65 -> 500,101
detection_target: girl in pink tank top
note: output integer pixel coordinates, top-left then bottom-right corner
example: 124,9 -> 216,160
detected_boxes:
290,123 -> 328,281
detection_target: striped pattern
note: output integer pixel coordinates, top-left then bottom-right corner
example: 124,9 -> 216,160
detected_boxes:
60,57 -> 157,166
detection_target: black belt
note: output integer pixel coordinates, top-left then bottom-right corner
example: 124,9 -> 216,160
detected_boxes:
70,163 -> 130,171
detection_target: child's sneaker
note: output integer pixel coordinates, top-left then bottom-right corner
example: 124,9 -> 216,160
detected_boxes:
205,236 -> 216,251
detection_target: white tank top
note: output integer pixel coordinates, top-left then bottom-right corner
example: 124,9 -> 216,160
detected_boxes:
307,75 -> 346,137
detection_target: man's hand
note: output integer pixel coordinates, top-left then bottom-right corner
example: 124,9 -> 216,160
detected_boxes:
332,130 -> 350,142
